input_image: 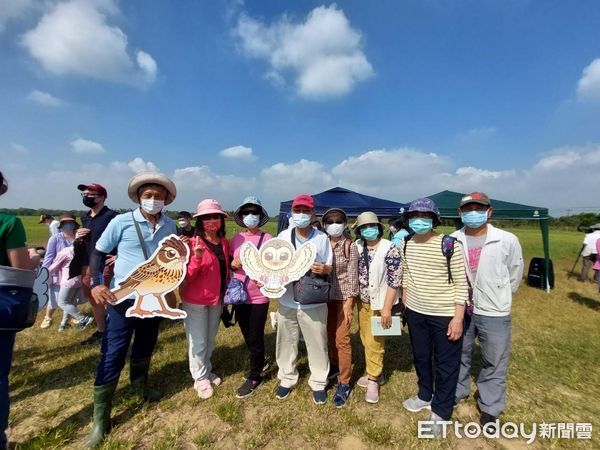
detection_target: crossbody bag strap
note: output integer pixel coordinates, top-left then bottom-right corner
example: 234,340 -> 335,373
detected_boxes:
243,232 -> 266,287
131,211 -> 149,260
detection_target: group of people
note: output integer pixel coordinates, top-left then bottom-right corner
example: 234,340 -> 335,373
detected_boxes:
0,170 -> 524,449
579,223 -> 600,290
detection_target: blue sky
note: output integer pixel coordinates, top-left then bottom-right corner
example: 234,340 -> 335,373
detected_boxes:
1,0 -> 600,216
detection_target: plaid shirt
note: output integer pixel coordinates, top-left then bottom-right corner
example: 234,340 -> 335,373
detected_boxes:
329,238 -> 359,301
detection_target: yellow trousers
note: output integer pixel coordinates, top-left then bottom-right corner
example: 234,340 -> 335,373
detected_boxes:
358,301 -> 385,379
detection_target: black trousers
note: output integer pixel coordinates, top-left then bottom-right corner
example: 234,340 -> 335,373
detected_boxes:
405,308 -> 463,420
234,302 -> 269,381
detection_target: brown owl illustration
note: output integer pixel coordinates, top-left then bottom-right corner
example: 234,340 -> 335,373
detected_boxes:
112,235 -> 189,319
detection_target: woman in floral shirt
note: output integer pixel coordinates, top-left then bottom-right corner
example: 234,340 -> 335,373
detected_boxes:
353,211 -> 402,404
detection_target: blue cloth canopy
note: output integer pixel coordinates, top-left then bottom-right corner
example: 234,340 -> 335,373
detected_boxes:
277,186 -> 408,234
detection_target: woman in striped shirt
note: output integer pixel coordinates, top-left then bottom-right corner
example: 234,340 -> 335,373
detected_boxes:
401,198 -> 468,436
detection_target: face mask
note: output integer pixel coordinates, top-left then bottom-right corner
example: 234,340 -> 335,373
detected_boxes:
82,196 -> 98,208
243,214 -> 261,229
292,213 -> 311,229
141,199 -> 164,215
203,218 -> 221,232
360,226 -> 380,241
326,223 -> 345,238
409,218 -> 433,235
60,223 -> 75,232
178,219 -> 190,228
461,210 -> 488,229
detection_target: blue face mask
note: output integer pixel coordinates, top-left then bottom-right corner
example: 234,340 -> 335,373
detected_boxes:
409,218 -> 433,235
243,214 -> 260,229
391,229 -> 410,247
461,210 -> 488,229
292,213 -> 311,229
360,226 -> 380,241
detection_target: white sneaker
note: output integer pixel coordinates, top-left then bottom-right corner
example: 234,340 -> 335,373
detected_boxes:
357,374 -> 385,388
270,312 -> 278,329
403,395 -> 432,412
194,378 -> 213,399
208,373 -> 222,386
430,412 -> 446,438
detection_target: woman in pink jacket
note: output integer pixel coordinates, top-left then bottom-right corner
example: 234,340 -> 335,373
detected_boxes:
181,199 -> 230,399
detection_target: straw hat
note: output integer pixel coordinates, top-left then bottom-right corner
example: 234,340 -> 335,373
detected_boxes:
127,172 -> 177,205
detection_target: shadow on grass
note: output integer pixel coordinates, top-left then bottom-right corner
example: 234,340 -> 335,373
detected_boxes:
568,292 -> 600,311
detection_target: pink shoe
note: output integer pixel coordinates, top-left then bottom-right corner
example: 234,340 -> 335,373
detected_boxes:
366,379 -> 379,404
209,373 -> 222,386
194,378 -> 213,399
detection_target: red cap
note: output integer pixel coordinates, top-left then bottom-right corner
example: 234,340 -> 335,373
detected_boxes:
460,192 -> 490,207
292,194 -> 314,209
78,183 -> 108,198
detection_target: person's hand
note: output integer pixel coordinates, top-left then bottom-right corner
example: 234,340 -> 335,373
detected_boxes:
380,307 -> 392,329
179,235 -> 190,244
92,285 -> 117,305
76,228 -> 91,239
311,262 -> 327,275
343,299 -> 354,326
105,255 -> 117,267
231,258 -> 242,270
447,317 -> 463,341
28,248 -> 41,268
193,242 -> 205,258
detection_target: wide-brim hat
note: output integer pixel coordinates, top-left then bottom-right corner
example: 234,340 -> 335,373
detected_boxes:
58,215 -> 79,229
322,208 -> 347,224
234,196 -> 269,228
193,199 -> 229,219
127,172 -> 176,205
352,211 -> 384,232
407,198 -> 441,227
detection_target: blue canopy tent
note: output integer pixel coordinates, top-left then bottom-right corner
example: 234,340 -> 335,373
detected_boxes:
277,187 -> 409,234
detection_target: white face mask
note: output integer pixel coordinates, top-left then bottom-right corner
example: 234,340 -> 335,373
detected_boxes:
178,219 -> 190,228
325,223 -> 345,238
243,214 -> 261,229
141,199 -> 164,215
292,213 -> 311,229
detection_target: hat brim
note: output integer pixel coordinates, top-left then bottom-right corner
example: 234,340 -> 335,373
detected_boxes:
460,200 -> 491,208
127,172 -> 177,205
322,208 -> 347,224
234,202 -> 269,228
193,210 -> 229,219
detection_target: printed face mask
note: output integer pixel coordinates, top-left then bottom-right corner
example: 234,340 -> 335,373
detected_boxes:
325,223 -> 345,237
292,213 -> 311,229
203,218 -> 221,232
360,226 -> 380,241
141,199 -> 164,215
409,218 -> 433,235
461,210 -> 488,229
243,214 -> 261,229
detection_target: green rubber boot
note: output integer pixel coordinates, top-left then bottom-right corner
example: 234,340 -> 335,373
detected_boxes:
130,357 -> 161,402
84,380 -> 118,449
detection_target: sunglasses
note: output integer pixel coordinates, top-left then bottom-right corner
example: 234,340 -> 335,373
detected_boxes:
241,210 -> 261,216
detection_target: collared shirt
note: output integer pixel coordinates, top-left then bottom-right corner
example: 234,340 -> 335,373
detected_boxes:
329,238 -> 359,301
95,208 -> 177,287
49,219 -> 60,236
82,206 -> 118,260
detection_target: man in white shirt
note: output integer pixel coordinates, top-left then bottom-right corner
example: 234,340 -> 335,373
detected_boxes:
579,224 -> 600,282
274,194 -> 333,405
39,214 -> 59,236
451,192 -> 524,432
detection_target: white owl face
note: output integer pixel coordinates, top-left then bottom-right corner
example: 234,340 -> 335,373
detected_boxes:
260,241 -> 295,271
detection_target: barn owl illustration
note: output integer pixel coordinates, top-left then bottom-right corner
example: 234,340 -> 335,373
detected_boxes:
111,235 -> 189,319
239,238 -> 317,298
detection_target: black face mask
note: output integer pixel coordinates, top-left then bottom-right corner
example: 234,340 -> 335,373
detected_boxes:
82,196 -> 98,208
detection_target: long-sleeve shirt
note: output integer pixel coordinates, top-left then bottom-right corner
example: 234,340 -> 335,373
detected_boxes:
402,234 -> 469,317
329,238 -> 359,301
48,247 -> 81,288
42,233 -> 73,285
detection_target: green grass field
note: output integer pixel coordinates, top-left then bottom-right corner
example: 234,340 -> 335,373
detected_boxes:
7,218 -> 600,449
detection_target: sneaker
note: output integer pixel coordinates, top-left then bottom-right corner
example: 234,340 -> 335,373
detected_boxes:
80,330 -> 104,346
332,383 -> 352,408
269,311 -> 278,329
208,373 -> 222,387
357,374 -> 385,388
327,365 -> 340,381
480,412 -> 498,433
236,378 -> 262,399
430,412 -> 446,438
58,323 -> 69,332
312,390 -> 327,405
403,395 -> 432,412
78,316 -> 93,329
40,317 -> 52,329
194,378 -> 213,399
365,379 -> 379,404
275,385 -> 292,400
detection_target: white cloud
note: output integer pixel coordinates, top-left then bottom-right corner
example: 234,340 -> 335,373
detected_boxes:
70,138 -> 105,154
21,0 -> 158,87
577,58 -> 600,101
219,145 -> 256,161
27,89 -> 62,107
11,143 -> 29,154
234,4 -> 373,100
0,0 -> 35,33
128,157 -> 159,173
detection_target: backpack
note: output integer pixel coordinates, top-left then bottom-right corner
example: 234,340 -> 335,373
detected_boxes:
403,234 -> 456,284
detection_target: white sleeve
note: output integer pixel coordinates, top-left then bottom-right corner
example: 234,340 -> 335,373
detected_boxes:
508,235 -> 524,293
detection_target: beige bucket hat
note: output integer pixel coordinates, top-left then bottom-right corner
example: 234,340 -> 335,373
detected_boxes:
127,172 -> 177,205
352,211 -> 384,231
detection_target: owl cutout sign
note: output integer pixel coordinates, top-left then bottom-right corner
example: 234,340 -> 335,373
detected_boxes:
239,238 -> 317,298
111,235 -> 189,319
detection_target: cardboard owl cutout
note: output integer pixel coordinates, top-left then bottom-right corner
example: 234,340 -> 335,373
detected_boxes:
111,235 -> 189,319
34,266 -> 50,311
239,238 -> 317,298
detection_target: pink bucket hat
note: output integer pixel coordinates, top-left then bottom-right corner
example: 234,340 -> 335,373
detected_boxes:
193,199 -> 229,218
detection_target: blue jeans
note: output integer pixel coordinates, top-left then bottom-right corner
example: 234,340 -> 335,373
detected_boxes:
405,308 -> 463,420
456,314 -> 512,417
95,300 -> 161,386
0,332 -> 16,449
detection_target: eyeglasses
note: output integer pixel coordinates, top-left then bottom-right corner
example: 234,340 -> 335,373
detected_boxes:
80,193 -> 99,198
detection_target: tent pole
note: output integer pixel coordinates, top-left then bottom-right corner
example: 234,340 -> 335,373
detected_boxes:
540,218 -> 551,292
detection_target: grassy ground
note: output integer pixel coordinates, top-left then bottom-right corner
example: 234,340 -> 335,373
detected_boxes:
7,218 -> 600,449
